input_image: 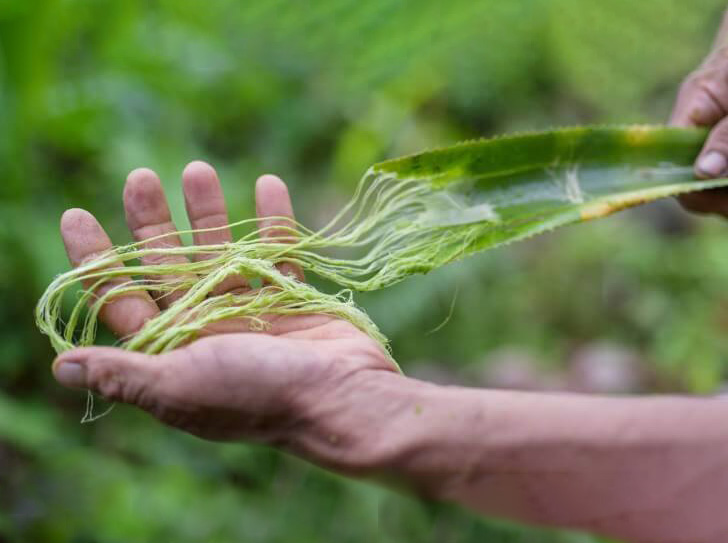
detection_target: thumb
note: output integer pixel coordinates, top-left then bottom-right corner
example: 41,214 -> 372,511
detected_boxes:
695,116 -> 728,179
52,347 -> 164,407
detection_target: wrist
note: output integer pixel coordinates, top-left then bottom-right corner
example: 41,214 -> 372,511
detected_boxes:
286,366 -> 436,477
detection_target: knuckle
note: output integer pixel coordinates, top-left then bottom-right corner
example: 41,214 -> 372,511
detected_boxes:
89,364 -> 126,402
348,337 -> 389,367
153,356 -> 193,407
696,77 -> 717,96
87,356 -> 164,408
686,68 -> 722,93
695,76 -> 726,103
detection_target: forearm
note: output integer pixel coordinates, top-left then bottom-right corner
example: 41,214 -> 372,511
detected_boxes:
292,371 -> 728,543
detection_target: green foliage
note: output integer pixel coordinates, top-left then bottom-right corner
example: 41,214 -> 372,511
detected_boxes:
546,0 -> 722,120
2,1 -> 727,542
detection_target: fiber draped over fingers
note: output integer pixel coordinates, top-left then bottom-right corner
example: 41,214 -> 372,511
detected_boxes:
36,125 -> 728,361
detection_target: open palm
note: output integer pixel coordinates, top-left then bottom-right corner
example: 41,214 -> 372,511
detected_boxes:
53,161 -> 395,441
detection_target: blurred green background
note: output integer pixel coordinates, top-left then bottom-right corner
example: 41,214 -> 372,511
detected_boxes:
2,0 -> 728,541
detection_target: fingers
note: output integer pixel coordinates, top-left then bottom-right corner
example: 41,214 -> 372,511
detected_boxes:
182,161 -> 247,294
183,161 -> 232,246
678,189 -> 728,217
678,117 -> 728,217
671,23 -> 728,218
123,168 -> 191,308
695,116 -> 728,179
60,208 -> 160,337
255,174 -> 304,281
670,66 -> 728,128
52,347 -> 165,410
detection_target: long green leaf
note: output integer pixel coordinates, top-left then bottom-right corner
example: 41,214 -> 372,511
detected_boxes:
366,125 -> 728,276
36,125 -> 728,355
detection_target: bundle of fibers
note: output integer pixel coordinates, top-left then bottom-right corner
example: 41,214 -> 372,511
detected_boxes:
36,125 -> 728,359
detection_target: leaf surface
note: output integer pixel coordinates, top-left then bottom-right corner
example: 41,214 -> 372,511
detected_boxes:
369,125 -> 728,271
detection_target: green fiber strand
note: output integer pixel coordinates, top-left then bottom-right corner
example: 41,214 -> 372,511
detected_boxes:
36,125 -> 728,360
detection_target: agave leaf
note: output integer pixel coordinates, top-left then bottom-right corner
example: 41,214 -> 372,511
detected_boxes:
35,125 -> 728,357
368,125 -> 728,275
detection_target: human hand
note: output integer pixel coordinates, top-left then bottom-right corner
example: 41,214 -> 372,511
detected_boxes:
49,166 -> 728,543
52,162 -> 396,444
671,11 -> 728,216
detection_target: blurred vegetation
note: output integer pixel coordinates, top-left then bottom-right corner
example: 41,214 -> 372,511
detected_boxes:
1,0 -> 727,541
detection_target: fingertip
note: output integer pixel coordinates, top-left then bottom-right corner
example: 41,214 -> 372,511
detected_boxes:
52,347 -> 156,396
125,167 -> 160,189
59,208 -> 111,262
54,346 -> 152,371
182,160 -> 221,204
253,174 -> 303,279
182,160 -> 216,180
255,174 -> 290,212
123,168 -> 164,208
123,168 -> 172,230
256,174 -> 286,192
696,151 -> 728,179
52,350 -> 89,389
60,207 -> 95,234
694,166 -> 710,180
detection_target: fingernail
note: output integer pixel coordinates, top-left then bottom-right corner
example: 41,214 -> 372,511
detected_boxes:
697,151 -> 728,178
53,361 -> 86,389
